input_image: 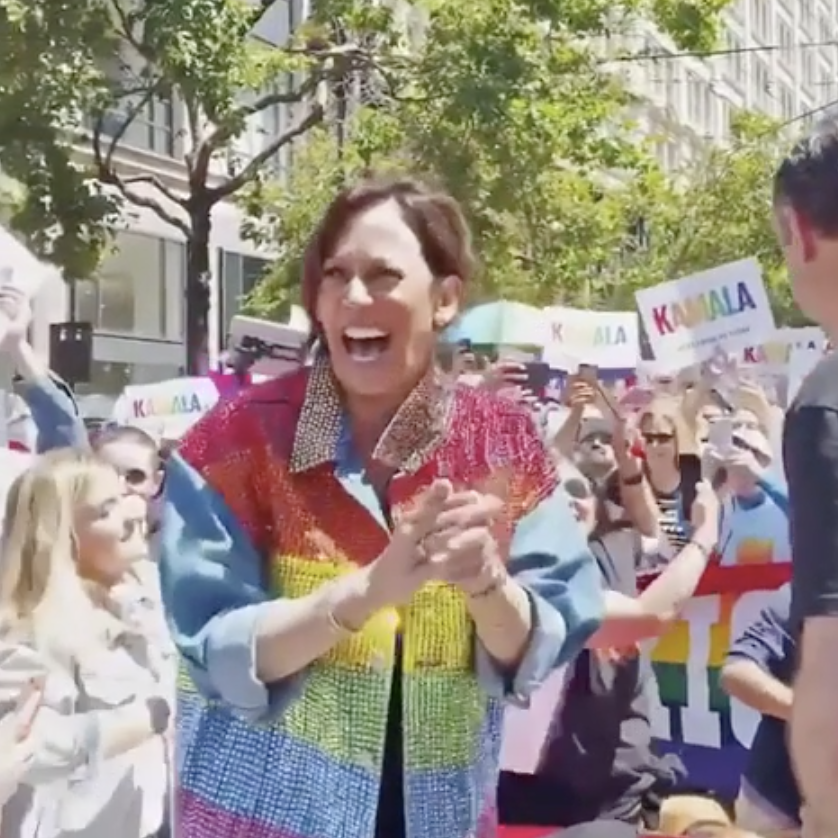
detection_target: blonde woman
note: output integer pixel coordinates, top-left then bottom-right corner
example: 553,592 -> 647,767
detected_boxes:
0,449 -> 172,838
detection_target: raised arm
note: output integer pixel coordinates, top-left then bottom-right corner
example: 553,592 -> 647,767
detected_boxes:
9,340 -> 88,452
721,584 -> 793,721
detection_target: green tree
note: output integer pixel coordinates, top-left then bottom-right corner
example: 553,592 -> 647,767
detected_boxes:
614,112 -> 804,324
0,0 -> 404,370
241,0 -> 731,318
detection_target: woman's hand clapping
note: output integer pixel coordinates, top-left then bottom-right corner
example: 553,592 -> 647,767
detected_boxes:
366,480 -> 505,607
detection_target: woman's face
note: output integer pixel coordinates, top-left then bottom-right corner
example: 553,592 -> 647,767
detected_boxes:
74,468 -> 131,586
733,408 -> 761,432
316,199 -> 460,402
640,413 -> 678,465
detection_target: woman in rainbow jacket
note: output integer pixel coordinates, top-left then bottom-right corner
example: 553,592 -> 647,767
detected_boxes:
159,175 -> 606,838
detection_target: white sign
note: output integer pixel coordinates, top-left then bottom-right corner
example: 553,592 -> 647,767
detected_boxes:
112,377 -> 219,440
635,258 -> 775,372
229,315 -> 307,378
739,326 -> 825,373
500,666 -> 569,773
542,307 -> 638,370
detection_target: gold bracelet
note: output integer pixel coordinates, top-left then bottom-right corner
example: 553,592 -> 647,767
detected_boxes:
468,573 -> 507,600
326,607 -> 356,636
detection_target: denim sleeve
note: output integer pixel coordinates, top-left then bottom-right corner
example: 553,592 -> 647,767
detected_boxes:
725,583 -> 792,671
159,452 -> 305,723
475,483 -> 605,706
16,374 -> 88,452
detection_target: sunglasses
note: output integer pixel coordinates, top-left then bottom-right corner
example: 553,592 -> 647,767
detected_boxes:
120,468 -> 151,486
581,432 -> 612,446
642,432 -> 675,445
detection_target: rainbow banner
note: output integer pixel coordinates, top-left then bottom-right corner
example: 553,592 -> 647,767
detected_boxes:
644,561 -> 791,797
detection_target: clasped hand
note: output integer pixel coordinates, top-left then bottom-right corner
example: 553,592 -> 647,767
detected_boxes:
368,479 -> 506,606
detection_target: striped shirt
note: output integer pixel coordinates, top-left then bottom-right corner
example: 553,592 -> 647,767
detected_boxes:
654,489 -> 691,551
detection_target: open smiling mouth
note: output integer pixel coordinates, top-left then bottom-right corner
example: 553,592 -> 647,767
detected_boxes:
342,327 -> 392,362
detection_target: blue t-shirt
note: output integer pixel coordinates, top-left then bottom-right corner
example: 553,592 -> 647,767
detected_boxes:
725,583 -> 800,822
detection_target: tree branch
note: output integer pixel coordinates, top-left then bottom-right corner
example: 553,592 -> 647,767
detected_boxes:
92,109 -> 191,237
200,72 -> 322,154
101,173 -> 191,237
209,103 -> 325,200
107,0 -> 153,62
121,174 -> 189,209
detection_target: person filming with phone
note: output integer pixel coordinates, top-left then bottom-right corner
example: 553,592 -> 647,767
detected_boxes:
702,417 -> 789,567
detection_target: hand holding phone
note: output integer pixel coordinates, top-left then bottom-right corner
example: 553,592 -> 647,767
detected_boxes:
522,362 -> 550,395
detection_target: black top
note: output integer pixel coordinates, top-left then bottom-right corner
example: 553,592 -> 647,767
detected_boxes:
374,638 -> 406,838
783,351 -> 838,625
724,583 -> 800,822
539,532 -> 683,816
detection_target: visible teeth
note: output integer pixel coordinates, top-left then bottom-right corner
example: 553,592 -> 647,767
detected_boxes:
344,327 -> 388,340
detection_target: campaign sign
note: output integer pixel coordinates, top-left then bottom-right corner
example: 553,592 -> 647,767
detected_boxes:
635,259 -> 775,372
543,307 -> 639,370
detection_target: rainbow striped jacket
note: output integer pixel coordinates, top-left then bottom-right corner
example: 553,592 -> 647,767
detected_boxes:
159,358 -> 604,838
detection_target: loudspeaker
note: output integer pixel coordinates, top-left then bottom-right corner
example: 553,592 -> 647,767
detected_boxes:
49,321 -> 93,385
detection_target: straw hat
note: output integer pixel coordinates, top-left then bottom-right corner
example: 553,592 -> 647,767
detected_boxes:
658,794 -> 731,836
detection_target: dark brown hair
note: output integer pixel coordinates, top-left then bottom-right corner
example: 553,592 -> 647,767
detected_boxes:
774,115 -> 838,239
301,174 -> 475,343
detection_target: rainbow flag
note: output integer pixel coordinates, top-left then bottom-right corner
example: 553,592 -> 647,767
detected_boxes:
644,561 -> 791,797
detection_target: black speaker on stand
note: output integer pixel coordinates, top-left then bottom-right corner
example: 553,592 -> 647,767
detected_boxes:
49,321 -> 93,387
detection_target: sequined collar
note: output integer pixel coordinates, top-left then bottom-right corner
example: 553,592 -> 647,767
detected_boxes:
289,355 -> 454,474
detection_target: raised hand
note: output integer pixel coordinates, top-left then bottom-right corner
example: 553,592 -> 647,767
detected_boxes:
0,286 -> 32,350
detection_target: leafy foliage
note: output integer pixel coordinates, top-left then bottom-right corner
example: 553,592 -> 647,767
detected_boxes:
244,0 -> 782,321
615,112 -> 801,323
0,0 -> 407,366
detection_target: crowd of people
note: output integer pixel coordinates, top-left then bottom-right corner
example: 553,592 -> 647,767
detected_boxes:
0,118 -> 837,838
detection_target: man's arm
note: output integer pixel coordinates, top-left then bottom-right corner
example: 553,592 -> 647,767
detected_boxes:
787,406 -> 838,837
720,584 -> 793,721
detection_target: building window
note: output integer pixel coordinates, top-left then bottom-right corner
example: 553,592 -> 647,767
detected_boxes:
726,31 -> 743,81
218,250 -> 272,341
753,59 -> 771,109
74,231 -> 185,340
802,51 -> 815,89
778,84 -> 795,120
802,0 -> 815,34
819,12 -> 832,43
76,360 -> 184,397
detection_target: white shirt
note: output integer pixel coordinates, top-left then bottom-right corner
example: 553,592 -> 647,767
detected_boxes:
0,588 -> 175,838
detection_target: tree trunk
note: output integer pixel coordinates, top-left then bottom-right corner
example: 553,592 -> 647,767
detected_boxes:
185,208 -> 212,375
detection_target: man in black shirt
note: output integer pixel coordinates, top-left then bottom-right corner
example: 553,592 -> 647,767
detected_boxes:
776,117 -> 838,838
